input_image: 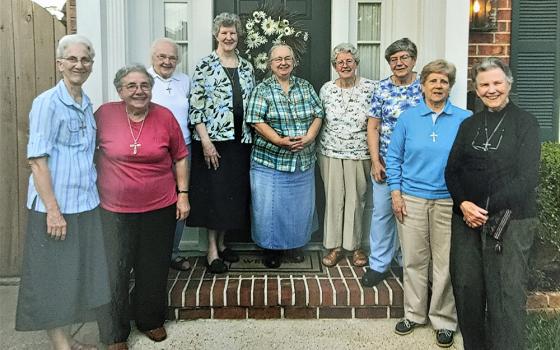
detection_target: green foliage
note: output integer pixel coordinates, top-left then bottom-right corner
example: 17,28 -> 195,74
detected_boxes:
527,312 -> 560,350
537,142 -> 560,247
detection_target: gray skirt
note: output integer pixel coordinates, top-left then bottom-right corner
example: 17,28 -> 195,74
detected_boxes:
15,207 -> 110,331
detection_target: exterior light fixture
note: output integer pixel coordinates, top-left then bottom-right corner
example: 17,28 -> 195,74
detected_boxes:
469,0 -> 498,32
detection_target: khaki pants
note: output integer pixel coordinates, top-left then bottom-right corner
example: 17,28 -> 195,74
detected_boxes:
317,154 -> 370,251
397,194 -> 457,331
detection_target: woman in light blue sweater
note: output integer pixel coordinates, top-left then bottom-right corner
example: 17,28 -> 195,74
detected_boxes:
385,59 -> 471,348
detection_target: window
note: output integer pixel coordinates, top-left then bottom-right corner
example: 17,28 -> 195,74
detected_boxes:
356,1 -> 382,79
164,0 -> 189,73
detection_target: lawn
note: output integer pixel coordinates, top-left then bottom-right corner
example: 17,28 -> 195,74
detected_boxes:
527,312 -> 560,350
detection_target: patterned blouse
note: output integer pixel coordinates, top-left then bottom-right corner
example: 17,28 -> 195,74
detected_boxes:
189,51 -> 255,143
246,75 -> 324,172
318,78 -> 377,160
369,76 -> 422,159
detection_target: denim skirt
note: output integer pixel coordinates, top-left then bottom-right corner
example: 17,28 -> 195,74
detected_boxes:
250,161 -> 315,249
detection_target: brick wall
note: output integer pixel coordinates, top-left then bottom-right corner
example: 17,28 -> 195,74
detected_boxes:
65,0 -> 76,34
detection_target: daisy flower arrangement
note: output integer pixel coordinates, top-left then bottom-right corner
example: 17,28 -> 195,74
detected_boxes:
241,5 -> 309,82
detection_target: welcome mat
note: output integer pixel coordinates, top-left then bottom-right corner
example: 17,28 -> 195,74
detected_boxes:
226,250 -> 324,274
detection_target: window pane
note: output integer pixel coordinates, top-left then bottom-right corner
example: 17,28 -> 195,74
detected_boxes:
177,44 -> 188,74
358,3 -> 381,41
165,3 -> 188,41
358,44 -> 380,79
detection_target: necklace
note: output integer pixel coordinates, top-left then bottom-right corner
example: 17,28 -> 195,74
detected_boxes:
339,76 -> 357,113
165,82 -> 172,94
126,107 -> 147,155
223,66 -> 238,88
482,111 -> 507,151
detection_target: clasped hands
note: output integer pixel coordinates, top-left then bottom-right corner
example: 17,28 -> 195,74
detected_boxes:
277,135 -> 311,152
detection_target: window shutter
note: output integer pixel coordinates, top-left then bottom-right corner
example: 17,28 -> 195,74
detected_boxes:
510,0 -> 559,141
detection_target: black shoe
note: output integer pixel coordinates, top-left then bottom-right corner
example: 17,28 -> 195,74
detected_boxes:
263,249 -> 282,268
284,248 -> 305,263
392,266 -> 403,282
361,268 -> 388,287
206,258 -> 228,274
218,248 -> 239,263
394,319 -> 418,335
435,329 -> 454,348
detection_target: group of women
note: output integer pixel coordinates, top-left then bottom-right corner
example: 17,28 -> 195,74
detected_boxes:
15,11 -> 539,350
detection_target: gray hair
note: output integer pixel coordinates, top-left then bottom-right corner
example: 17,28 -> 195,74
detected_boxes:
420,59 -> 457,87
384,38 -> 417,62
212,12 -> 244,37
471,57 -> 514,85
150,37 -> 180,62
330,43 -> 360,68
56,34 -> 95,59
113,63 -> 154,90
267,44 -> 297,69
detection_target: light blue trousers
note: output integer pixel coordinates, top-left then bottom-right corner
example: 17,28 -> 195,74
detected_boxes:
368,179 -> 402,272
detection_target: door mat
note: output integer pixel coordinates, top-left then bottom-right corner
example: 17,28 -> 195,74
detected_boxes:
226,250 -> 324,274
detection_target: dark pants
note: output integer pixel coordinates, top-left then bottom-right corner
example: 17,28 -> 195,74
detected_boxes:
450,213 -> 536,350
98,205 -> 175,344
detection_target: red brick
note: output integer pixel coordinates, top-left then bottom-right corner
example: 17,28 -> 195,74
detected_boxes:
198,279 -> 213,307
306,277 -> 321,306
497,20 -> 509,32
469,32 -> 494,44
498,0 -> 510,9
248,307 -> 282,319
477,45 -> 507,56
319,279 -> 335,306
211,279 -> 225,307
280,278 -> 293,306
376,283 -> 391,306
213,306 -> 246,319
353,265 -> 366,278
168,279 -> 187,307
284,307 -> 317,319
469,45 -> 477,56
267,277 -> 279,306
495,33 -> 510,44
338,256 -> 351,266
527,293 -> 549,310
390,306 -> 404,318
178,308 -> 212,320
339,266 -> 355,278
497,8 -> 511,21
239,279 -> 252,306
327,266 -> 341,278
355,307 -> 388,319
226,278 -> 240,306
547,292 -> 560,308
293,279 -> 307,306
346,278 -> 362,306
319,307 -> 353,319
332,279 -> 348,306
184,280 -> 199,307
253,279 -> 266,307
385,279 -> 404,306
363,284 -> 376,305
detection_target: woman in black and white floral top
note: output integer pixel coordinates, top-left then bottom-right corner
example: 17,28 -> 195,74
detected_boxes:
318,43 -> 377,268
186,12 -> 255,274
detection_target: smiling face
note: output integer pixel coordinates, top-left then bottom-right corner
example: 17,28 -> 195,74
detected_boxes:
215,25 -> 238,54
118,71 -> 152,114
151,41 -> 178,79
388,50 -> 416,82
57,43 -> 93,87
422,72 -> 450,109
334,52 -> 358,80
270,45 -> 294,80
475,68 -> 511,111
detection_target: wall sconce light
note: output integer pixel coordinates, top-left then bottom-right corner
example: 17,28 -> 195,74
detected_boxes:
470,0 -> 497,32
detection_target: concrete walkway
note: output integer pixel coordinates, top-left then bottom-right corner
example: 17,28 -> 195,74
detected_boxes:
1,285 -> 464,349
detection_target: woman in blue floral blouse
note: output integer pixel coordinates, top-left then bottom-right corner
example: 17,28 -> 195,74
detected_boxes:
186,12 -> 255,274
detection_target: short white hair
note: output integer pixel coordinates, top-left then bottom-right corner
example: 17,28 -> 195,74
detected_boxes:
56,34 -> 95,59
150,37 -> 180,62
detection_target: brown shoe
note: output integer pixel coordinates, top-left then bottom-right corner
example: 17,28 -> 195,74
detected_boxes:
70,340 -> 98,350
352,249 -> 368,267
107,342 -> 129,350
322,248 -> 344,267
142,327 -> 167,342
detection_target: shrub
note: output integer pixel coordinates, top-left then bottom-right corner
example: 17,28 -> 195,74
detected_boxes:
537,142 -> 560,247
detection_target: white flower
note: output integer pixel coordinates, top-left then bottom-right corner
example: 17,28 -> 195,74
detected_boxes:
246,32 -> 267,49
282,19 -> 289,26
261,17 -> 279,36
253,11 -> 266,23
254,52 -> 268,72
272,38 -> 283,45
283,26 -> 295,36
303,32 -> 309,41
245,19 -> 254,30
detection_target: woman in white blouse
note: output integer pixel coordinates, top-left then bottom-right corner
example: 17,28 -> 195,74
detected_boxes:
318,43 -> 376,267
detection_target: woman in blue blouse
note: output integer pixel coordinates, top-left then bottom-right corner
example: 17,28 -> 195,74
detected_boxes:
385,60 -> 471,348
186,13 -> 255,274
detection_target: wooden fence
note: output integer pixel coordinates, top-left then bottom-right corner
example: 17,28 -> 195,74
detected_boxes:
0,0 -> 67,276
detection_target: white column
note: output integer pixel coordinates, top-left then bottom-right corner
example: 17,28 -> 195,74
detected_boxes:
330,0 -> 351,80
105,0 -> 128,102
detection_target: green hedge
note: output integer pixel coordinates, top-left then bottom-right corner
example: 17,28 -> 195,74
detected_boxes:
537,142 -> 560,247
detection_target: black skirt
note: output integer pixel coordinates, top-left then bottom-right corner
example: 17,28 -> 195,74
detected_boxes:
186,139 -> 251,231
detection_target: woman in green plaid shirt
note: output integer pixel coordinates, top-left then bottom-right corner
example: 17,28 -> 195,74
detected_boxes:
246,44 -> 324,269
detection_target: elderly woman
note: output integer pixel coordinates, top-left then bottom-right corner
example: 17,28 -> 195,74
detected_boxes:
445,58 -> 540,350
187,12 -> 255,274
15,34 -> 110,350
362,38 -> 423,287
148,37 -> 192,272
386,60 -> 471,348
246,44 -> 324,268
95,64 -> 189,348
318,43 -> 376,267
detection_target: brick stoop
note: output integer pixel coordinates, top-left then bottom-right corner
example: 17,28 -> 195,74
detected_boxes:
164,255 -> 404,320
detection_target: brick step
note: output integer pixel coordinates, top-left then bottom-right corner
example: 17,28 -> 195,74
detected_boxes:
164,255 -> 404,320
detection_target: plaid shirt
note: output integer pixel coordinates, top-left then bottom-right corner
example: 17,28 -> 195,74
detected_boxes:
246,76 -> 324,172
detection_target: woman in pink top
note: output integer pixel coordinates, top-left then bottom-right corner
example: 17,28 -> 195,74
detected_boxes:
95,64 -> 189,350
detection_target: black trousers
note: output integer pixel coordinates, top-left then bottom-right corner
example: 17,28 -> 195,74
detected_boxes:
450,213 -> 536,350
98,205 -> 175,344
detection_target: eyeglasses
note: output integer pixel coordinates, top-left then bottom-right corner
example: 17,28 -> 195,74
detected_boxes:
61,56 -> 93,66
155,54 -> 178,62
335,59 -> 356,67
122,83 -> 152,93
271,56 -> 294,64
389,54 -> 412,65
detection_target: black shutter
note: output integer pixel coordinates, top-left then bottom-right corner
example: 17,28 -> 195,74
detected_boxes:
510,0 -> 560,141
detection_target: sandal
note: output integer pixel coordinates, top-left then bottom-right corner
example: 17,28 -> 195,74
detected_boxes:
322,248 -> 344,267
170,256 -> 191,271
70,340 -> 98,350
352,249 -> 368,267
